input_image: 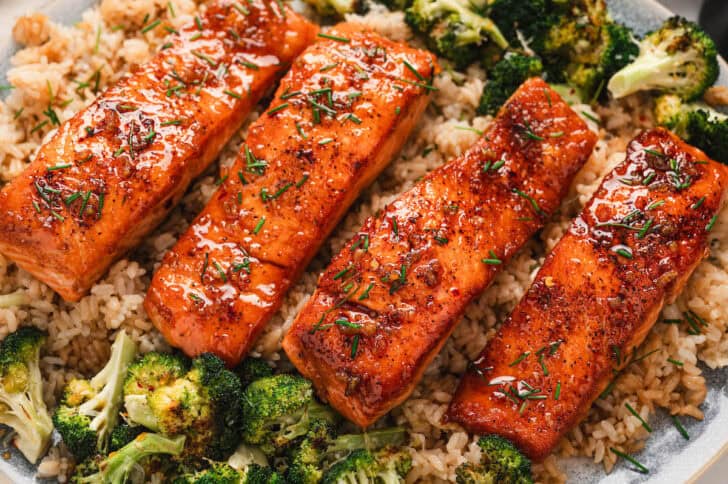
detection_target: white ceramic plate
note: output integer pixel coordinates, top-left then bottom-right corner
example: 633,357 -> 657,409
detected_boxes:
0,0 -> 726,482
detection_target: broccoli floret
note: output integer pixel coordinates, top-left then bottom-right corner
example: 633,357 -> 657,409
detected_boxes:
488,0 -> 552,54
124,353 -> 244,460
54,331 -> 137,460
109,423 -> 145,452
287,427 -> 407,484
174,461 -> 283,484
654,94 -> 728,163
477,53 -> 543,115
405,0 -> 508,69
71,432 -> 185,484
235,358 -> 273,389
303,0 -> 361,17
608,16 -> 719,101
378,0 -> 411,11
454,435 -> 532,484
321,447 -> 412,484
0,327 -> 53,463
241,374 -> 337,456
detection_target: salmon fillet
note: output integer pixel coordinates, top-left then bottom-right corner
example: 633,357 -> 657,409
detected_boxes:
447,128 -> 728,461
145,23 -> 438,366
0,0 -> 317,301
282,78 -> 598,427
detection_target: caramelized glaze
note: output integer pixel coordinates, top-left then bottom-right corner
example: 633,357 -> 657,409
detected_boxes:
145,23 -> 437,365
0,0 -> 317,301
282,78 -> 597,427
447,128 -> 728,460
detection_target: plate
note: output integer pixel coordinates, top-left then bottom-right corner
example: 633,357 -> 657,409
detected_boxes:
0,0 -> 726,482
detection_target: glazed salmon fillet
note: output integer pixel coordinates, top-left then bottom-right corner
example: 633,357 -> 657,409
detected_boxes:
447,128 -> 728,460
145,23 -> 437,366
0,0 -> 317,301
282,78 -> 597,427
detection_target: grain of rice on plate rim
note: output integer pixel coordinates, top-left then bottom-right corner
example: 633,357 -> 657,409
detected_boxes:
0,1 -> 727,482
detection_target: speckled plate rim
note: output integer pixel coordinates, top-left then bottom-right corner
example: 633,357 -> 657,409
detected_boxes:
0,0 -> 727,482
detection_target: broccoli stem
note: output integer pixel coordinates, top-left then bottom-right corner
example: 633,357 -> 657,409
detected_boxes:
328,427 -> 407,453
77,433 -> 185,484
123,394 -> 160,431
0,391 -> 53,463
78,331 -> 137,452
609,51 -> 698,99
0,291 -> 28,308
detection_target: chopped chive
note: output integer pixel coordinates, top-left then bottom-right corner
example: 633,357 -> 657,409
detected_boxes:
396,77 -> 438,91
223,90 -> 242,100
554,382 -> 561,400
631,348 -> 660,364
309,99 -> 336,116
581,111 -> 600,124
512,188 -> 544,216
195,15 -> 203,30
280,90 -> 302,100
692,196 -> 706,210
79,191 -> 91,217
610,448 -> 649,474
13,108 -> 24,120
0,85 -> 15,91
549,131 -> 565,138
168,1 -> 176,16
97,193 -> 104,219
672,415 -> 689,440
637,219 -> 653,239
318,138 -> 334,145
64,192 -> 82,205
319,62 -> 338,72
201,252 -> 209,282
233,3 -> 249,15
237,191 -> 243,204
642,172 -> 656,185
482,250 -> 502,265
644,148 -> 664,157
295,122 -> 307,139
614,247 -> 633,259
455,126 -> 483,135
625,403 -> 652,432
509,351 -> 530,366
667,357 -> 683,366
347,91 -> 362,99
395,106 -> 400,115
215,175 -> 228,186
144,130 -> 157,142
47,163 -> 72,171
296,174 -> 309,188
333,265 -> 353,281
335,319 -> 361,329
238,60 -> 259,70
232,259 -> 251,274
50,210 -> 65,222
403,59 -> 425,81
161,119 -> 182,126
30,120 -> 49,134
391,217 -> 398,238
253,217 -> 265,234
261,182 -> 293,201
646,199 -> 665,210
538,352 -> 549,376
192,50 -> 217,67
189,293 -> 203,303
32,200 -> 41,214
141,19 -> 161,33
213,261 -> 227,282
351,335 -> 360,359
434,235 -> 448,245
344,113 -> 362,124
94,25 -> 101,53
317,32 -> 350,43
520,122 -> 544,141
358,282 -> 374,300
706,214 -> 718,232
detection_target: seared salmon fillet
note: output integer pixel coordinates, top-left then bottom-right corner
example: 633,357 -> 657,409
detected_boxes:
282,78 -> 597,427
145,23 -> 437,366
0,0 -> 317,301
447,128 -> 728,461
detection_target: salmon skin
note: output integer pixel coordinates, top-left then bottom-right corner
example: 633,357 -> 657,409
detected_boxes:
0,0 -> 317,301
447,128 -> 728,461
144,23 -> 438,366
282,78 -> 597,427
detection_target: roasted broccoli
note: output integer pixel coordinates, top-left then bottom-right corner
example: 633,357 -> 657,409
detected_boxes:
654,94 -> 728,163
405,0 -> 508,69
241,374 -> 337,456
608,16 -> 719,101
109,423 -> 145,452
235,358 -> 273,389
477,53 -> 543,115
287,426 -> 407,483
321,447 -> 412,484
454,435 -> 532,484
488,0 -> 551,53
0,326 -> 53,463
123,352 -> 244,460
54,331 -> 137,460
71,432 -> 185,484
174,462 -> 283,484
